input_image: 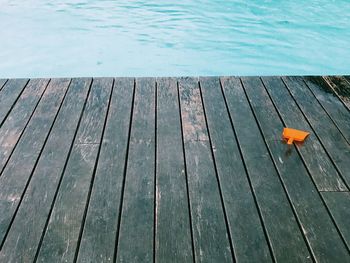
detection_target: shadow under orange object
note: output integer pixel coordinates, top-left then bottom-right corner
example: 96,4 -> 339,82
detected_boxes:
283,128 -> 310,145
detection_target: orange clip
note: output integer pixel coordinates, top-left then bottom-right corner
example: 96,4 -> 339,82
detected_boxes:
282,128 -> 310,145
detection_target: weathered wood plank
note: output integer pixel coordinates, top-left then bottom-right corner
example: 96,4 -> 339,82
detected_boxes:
221,77 -> 311,262
0,78 -> 92,263
200,77 -> 273,262
0,78 -> 70,245
0,75 -> 349,262
75,79 -> 113,144
283,76 -> 350,188
0,79 -> 48,174
322,192 -> 350,249
76,78 -> 134,262
262,76 -> 346,191
323,76 -> 350,110
155,77 -> 193,262
115,78 -> 156,262
178,77 -> 233,262
242,76 -> 350,262
0,79 -> 7,91
0,78 -> 28,126
36,78 -> 113,262
304,76 -> 350,144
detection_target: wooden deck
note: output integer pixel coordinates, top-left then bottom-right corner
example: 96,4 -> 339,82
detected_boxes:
0,76 -> 349,262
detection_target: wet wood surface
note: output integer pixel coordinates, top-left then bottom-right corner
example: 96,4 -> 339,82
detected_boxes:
0,76 -> 349,262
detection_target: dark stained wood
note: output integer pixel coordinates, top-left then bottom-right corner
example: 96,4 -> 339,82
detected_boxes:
304,76 -> 350,144
0,78 -> 92,262
242,76 -> 349,262
0,79 -> 48,174
76,78 -> 134,262
0,76 -> 349,262
322,192 -> 350,249
262,76 -> 347,191
0,78 -> 28,126
115,78 -> 156,262
37,144 -> 101,262
283,76 -> 350,188
75,79 -> 113,144
0,79 -> 70,245
155,78 -> 193,262
178,77 -> 233,262
200,77 -> 272,262
323,76 -> 350,110
35,78 -> 113,262
221,77 -> 311,262
0,79 -> 7,91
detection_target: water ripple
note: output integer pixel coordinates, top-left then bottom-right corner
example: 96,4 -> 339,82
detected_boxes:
0,0 -> 349,77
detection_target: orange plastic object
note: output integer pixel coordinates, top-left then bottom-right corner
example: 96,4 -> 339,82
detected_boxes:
283,128 -> 310,145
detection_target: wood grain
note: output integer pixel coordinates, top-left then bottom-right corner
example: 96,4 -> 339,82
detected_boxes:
155,77 -> 193,262
178,77 -> 233,263
322,192 -> 350,249
243,76 -> 349,262
283,76 -> 350,188
0,79 -> 7,92
0,76 -> 349,262
323,76 -> 350,110
36,78 -> 113,262
77,78 -> 134,262
0,78 -> 70,246
0,79 -> 48,174
200,77 -> 272,262
222,76 -> 311,262
0,78 -> 92,262
116,78 -> 156,262
0,78 -> 28,126
304,76 -> 350,144
262,76 -> 346,191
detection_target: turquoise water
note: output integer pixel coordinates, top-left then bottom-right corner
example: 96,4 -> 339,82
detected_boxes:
0,0 -> 349,77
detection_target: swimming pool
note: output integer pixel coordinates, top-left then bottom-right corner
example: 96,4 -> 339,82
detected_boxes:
0,0 -> 349,77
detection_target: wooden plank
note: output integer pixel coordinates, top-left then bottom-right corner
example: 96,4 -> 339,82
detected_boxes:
0,79 -> 48,174
76,78 -> 134,262
178,77 -> 233,262
200,77 -> 273,262
323,76 -> 350,110
115,78 -> 156,262
322,192 -> 350,249
262,76 -> 346,191
155,77 -> 193,262
0,79 -> 70,244
283,76 -> 350,188
0,79 -> 7,91
36,78 -> 113,262
0,78 -> 92,262
304,76 -> 350,144
0,78 -> 28,126
75,79 -> 113,144
221,77 -> 311,262
241,76 -> 350,262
